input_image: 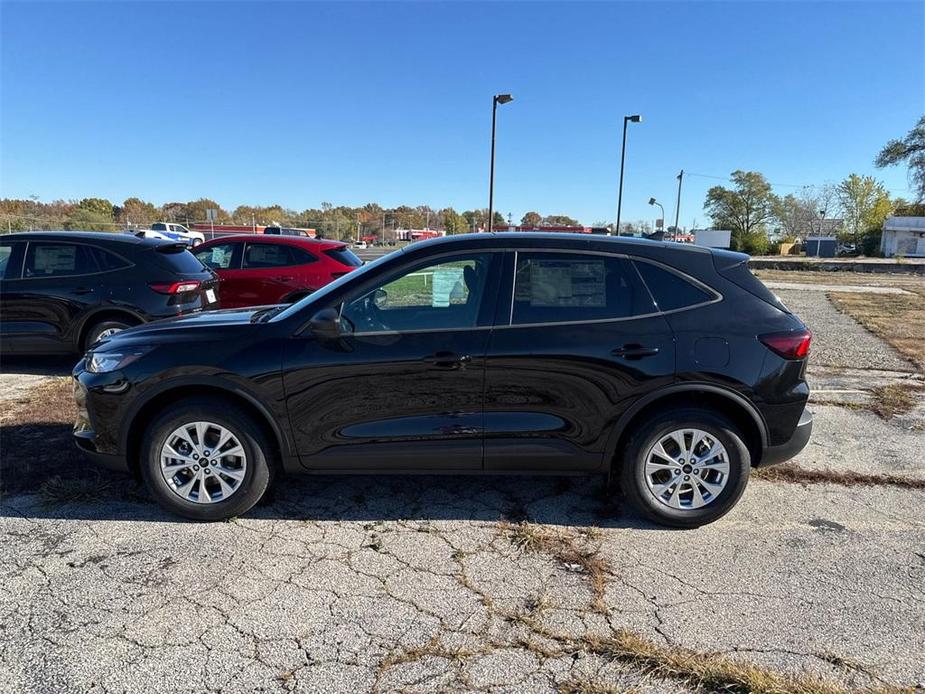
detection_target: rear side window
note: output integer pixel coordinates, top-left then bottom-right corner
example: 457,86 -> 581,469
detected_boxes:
0,242 -> 16,279
717,260 -> 790,313
24,242 -> 98,278
92,247 -> 132,271
633,260 -> 715,312
324,246 -> 363,267
243,243 -> 302,268
150,246 -> 208,274
511,253 -> 654,325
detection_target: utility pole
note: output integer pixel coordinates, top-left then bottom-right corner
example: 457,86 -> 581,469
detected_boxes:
673,170 -> 684,239
615,115 -> 642,236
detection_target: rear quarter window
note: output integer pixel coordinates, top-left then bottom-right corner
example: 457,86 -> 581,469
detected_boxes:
149,246 -> 209,274
324,246 -> 363,267
633,260 -> 716,312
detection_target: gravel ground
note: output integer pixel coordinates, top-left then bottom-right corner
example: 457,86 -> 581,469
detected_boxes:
776,289 -> 916,372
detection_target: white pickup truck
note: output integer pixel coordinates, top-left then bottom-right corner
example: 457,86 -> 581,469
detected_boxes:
134,222 -> 205,247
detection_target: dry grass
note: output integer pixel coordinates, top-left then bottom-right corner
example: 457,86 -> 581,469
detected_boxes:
868,382 -> 924,418
558,678 -> 640,694
754,269 -> 924,289
827,286 -> 925,371
0,377 -> 82,494
500,521 -> 611,614
754,463 -> 925,489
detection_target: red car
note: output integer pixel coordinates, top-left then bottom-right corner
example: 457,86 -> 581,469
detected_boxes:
193,235 -> 362,308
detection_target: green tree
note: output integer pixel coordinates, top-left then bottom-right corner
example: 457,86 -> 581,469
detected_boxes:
875,114 -> 925,201
704,171 -> 778,252
117,197 -> 158,227
66,207 -> 114,231
521,211 -> 542,226
441,208 -> 466,235
77,197 -> 113,219
836,174 -> 891,246
542,214 -> 579,226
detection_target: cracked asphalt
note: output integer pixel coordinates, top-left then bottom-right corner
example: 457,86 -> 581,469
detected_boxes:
2,290 -> 925,693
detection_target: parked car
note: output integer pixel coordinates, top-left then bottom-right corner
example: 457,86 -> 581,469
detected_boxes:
191,235 -> 362,308
136,223 -> 205,247
262,226 -> 310,237
0,232 -> 220,354
73,232 -> 813,527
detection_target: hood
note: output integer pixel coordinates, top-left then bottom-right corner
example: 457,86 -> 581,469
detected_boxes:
93,306 -> 279,350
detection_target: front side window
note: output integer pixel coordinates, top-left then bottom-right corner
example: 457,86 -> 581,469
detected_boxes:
341,253 -> 492,333
195,243 -> 239,270
24,242 -> 98,278
0,243 -> 15,279
511,252 -> 654,325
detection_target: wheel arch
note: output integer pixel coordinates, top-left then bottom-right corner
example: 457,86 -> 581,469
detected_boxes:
606,384 -> 768,471
123,379 -> 292,478
77,307 -> 145,351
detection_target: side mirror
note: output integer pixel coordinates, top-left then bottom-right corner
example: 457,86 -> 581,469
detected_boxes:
309,308 -> 344,340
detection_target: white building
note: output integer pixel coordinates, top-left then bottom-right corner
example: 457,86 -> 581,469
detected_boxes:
881,216 -> 925,257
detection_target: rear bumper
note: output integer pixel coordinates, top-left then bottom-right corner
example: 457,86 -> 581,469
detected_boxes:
758,407 -> 813,467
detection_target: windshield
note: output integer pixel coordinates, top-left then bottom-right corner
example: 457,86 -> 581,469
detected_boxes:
270,249 -> 399,322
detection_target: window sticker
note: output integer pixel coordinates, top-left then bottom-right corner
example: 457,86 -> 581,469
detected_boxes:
522,259 -> 605,307
431,266 -> 465,307
34,245 -> 76,274
210,248 -> 230,267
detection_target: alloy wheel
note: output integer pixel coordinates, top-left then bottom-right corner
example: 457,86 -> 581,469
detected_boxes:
643,428 -> 730,510
160,421 -> 247,504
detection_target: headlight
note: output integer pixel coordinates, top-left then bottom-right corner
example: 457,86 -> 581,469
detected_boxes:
86,347 -> 153,374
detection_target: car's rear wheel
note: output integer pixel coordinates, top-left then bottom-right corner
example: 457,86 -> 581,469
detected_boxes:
619,408 -> 750,528
141,398 -> 273,521
83,319 -> 131,350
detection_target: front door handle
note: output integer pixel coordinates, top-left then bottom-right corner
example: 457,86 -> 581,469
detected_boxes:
612,344 -> 660,360
73,287 -> 94,295
428,351 -> 472,368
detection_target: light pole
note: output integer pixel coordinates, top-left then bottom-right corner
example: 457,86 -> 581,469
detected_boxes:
615,114 -> 642,235
487,93 -> 514,233
648,197 -> 665,233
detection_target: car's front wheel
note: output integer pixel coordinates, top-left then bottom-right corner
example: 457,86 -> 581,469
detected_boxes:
619,408 -> 750,528
141,398 -> 273,521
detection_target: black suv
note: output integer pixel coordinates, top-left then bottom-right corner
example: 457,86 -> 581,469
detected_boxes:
0,232 -> 220,354
73,233 -> 812,527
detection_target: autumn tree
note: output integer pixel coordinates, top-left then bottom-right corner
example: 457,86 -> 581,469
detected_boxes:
521,211 -> 542,226
542,214 -> 580,226
875,115 -> 925,201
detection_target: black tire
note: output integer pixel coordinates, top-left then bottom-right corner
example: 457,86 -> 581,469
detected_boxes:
618,408 -> 750,528
140,397 -> 274,521
83,319 -> 132,351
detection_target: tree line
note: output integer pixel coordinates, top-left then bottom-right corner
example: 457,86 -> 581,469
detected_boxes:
704,115 -> 925,254
0,197 -> 588,242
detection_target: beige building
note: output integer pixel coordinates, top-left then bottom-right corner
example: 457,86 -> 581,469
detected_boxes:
881,216 -> 925,257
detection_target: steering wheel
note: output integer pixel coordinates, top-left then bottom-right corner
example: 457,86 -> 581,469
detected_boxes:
349,294 -> 392,333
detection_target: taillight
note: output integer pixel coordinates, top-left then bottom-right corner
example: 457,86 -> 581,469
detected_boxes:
759,329 -> 811,359
149,280 -> 201,294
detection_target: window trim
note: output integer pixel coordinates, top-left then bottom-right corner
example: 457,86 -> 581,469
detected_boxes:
498,248 -> 722,330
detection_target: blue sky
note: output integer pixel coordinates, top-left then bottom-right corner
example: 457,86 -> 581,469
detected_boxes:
2,1 -> 923,227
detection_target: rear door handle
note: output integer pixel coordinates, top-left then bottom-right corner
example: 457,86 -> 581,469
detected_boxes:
612,344 -> 660,360
274,275 -> 294,282
428,351 -> 472,368
73,287 -> 94,295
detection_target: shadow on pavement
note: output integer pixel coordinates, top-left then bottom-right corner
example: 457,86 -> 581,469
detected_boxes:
0,355 -> 77,377
0,425 -> 658,529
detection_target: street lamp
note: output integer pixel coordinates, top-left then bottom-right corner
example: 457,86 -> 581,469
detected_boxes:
487,93 -> 514,233
648,197 -> 665,233
615,114 -> 642,235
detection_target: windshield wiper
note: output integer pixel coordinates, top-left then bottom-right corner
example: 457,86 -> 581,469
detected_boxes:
250,306 -> 285,323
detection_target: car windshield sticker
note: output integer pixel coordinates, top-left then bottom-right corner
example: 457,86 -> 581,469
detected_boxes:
431,266 -> 466,307
526,259 -> 605,307
34,245 -> 76,274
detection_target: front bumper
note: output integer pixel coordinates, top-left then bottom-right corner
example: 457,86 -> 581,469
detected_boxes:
73,367 -> 131,473
758,407 -> 813,467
